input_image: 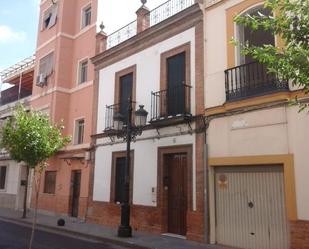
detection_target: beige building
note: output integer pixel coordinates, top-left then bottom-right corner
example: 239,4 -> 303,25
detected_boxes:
201,0 -> 309,248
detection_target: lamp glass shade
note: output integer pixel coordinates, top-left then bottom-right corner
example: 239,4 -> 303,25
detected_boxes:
135,105 -> 148,127
113,112 -> 124,131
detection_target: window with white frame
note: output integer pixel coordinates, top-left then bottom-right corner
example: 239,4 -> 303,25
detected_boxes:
0,166 -> 7,190
75,119 -> 85,145
78,60 -> 88,84
81,5 -> 91,28
42,4 -> 58,30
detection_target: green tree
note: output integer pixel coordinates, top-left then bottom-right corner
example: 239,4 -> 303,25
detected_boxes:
234,0 -> 309,110
0,105 -> 70,249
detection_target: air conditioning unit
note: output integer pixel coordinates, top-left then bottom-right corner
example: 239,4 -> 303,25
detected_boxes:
36,73 -> 46,87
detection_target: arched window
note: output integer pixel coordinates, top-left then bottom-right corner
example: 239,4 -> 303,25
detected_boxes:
237,6 -> 275,65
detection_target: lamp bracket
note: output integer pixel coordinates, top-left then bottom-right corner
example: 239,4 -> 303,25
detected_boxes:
185,121 -> 193,135
155,128 -> 160,137
108,134 -> 115,143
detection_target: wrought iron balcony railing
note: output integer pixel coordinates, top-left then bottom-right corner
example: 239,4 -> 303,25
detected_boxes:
105,102 -> 137,131
106,20 -> 137,49
148,0 -> 195,27
150,83 -> 191,121
106,0 -> 195,49
225,61 -> 289,101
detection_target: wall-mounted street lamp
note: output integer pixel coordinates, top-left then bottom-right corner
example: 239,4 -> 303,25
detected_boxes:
113,98 -> 148,237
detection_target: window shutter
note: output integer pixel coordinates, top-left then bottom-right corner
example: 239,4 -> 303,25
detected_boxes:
45,52 -> 54,76
47,4 -> 58,29
119,73 -> 133,122
37,52 -> 54,85
39,56 -> 48,77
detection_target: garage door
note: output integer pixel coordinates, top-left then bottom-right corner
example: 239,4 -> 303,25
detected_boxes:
215,165 -> 289,249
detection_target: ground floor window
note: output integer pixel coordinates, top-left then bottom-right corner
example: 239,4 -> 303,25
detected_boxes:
0,166 -> 7,190
114,157 -> 125,203
111,151 -> 134,204
44,171 -> 56,194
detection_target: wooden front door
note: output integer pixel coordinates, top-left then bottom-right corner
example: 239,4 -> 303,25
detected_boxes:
165,153 -> 187,235
71,170 -> 81,217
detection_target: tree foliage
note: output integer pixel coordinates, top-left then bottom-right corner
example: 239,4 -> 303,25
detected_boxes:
0,105 -> 70,168
234,0 -> 309,108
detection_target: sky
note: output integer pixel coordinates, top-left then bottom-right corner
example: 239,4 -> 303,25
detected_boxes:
0,0 -> 168,72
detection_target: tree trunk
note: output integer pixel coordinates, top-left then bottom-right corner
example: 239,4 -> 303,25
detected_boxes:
28,170 -> 42,249
22,166 -> 30,219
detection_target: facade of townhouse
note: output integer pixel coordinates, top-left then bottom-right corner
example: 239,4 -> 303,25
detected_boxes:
202,0 -> 309,248
30,0 -> 98,218
0,56 -> 35,210
88,0 -> 206,242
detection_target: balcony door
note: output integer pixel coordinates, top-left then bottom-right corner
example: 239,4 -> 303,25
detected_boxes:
119,73 -> 133,123
238,7 -> 277,94
167,52 -> 185,116
239,7 -> 275,65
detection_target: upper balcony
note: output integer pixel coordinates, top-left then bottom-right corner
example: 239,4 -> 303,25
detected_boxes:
0,56 -> 34,110
150,83 -> 192,126
103,84 -> 192,133
105,0 -> 195,50
225,61 -> 289,102
0,85 -> 32,107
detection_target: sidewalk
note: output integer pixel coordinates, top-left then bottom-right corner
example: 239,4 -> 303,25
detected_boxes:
0,207 -> 231,249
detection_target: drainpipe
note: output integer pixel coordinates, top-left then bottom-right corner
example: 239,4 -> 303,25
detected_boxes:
194,0 -> 210,243
203,118 -> 210,243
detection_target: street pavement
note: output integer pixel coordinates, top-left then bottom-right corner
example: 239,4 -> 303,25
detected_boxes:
0,220 -> 128,249
0,207 -> 232,249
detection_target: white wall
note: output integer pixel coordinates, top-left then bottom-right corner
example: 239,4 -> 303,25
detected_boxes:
94,28 -> 197,208
208,107 -> 289,157
94,127 -> 196,208
96,28 -> 196,133
0,161 -> 20,195
204,0 -> 245,108
208,105 -> 309,220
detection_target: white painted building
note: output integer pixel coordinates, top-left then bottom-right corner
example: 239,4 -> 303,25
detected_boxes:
89,1 -> 207,241
0,57 -> 34,210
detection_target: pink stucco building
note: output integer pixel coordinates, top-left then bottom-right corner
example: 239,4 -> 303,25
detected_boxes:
31,0 -> 98,218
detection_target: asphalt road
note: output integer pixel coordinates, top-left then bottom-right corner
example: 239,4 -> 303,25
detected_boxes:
0,220 -> 129,249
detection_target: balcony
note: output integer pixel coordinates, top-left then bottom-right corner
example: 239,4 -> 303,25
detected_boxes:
0,85 -> 32,106
150,84 -> 192,127
104,102 -> 136,133
225,61 -> 289,102
106,0 -> 195,49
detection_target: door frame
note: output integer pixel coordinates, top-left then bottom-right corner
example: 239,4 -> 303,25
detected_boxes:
70,170 -> 82,217
158,145 -> 193,234
208,154 -> 297,244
